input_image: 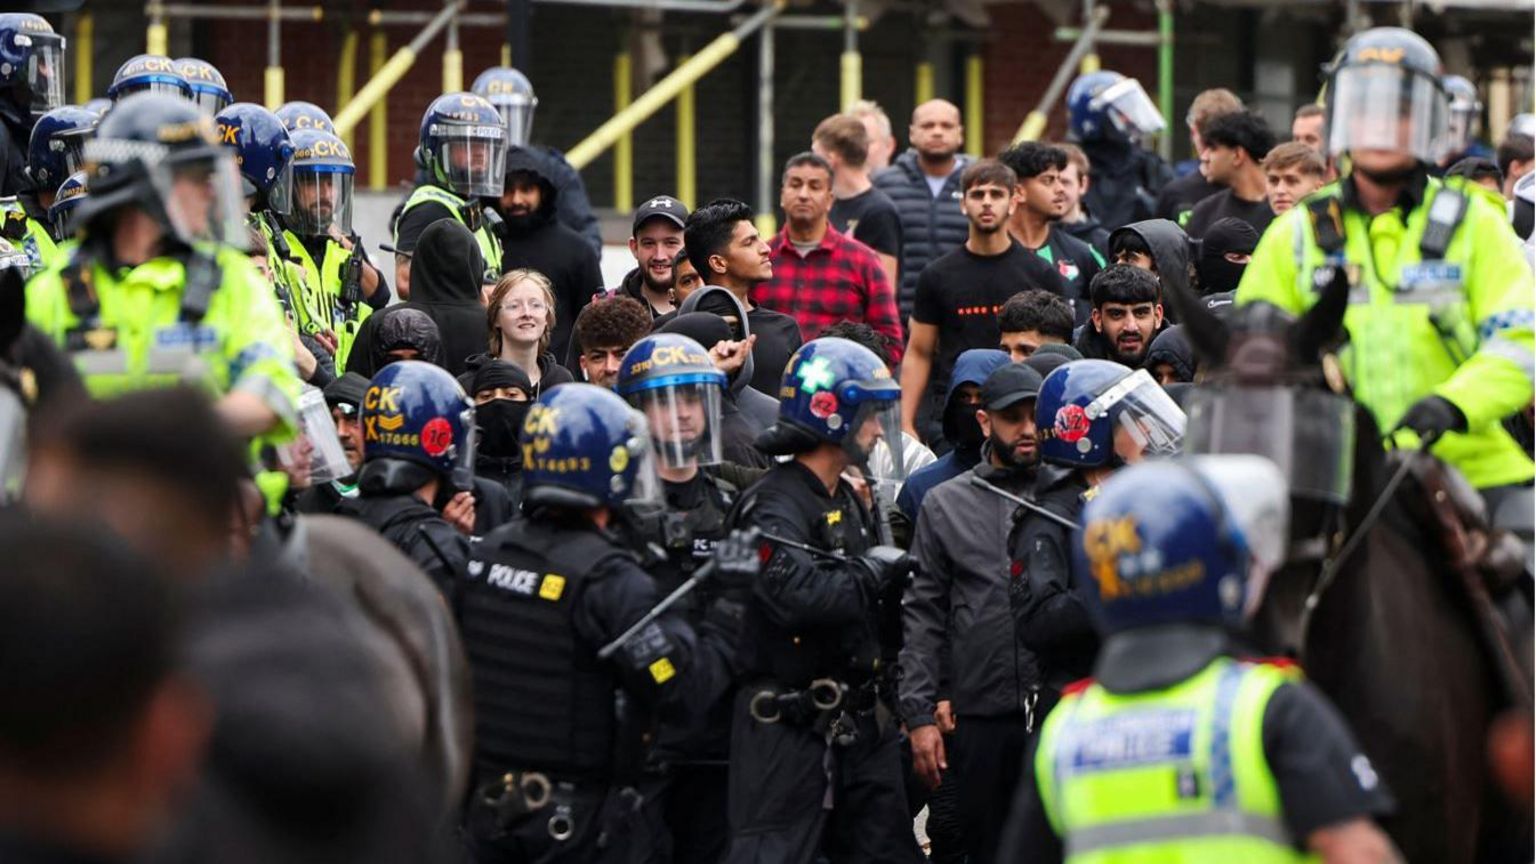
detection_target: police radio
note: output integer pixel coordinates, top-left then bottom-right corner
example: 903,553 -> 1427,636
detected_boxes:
339,236 -> 364,307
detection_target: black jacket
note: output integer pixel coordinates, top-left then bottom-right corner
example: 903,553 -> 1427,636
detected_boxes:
873,150 -> 972,323
537,146 -> 603,256
339,491 -> 468,591
1009,467 -> 1099,691
1061,214 -> 1111,257
405,220 -> 489,377
1081,140 -> 1172,234
345,305 -> 447,378
1108,217 -> 1196,320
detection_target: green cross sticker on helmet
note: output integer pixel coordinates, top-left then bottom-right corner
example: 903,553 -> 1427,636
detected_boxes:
797,356 -> 836,393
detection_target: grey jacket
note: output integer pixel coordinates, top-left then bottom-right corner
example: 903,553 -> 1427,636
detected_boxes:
898,451 -> 1040,727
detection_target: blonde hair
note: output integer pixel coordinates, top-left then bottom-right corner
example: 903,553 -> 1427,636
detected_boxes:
1186,88 -> 1244,134
847,99 -> 892,139
487,268 -> 557,356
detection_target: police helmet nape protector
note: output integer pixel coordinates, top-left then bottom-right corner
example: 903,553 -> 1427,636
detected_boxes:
432,121 -> 506,198
633,382 -> 723,470
297,386 -> 352,484
1097,77 -> 1165,141
1327,63 -> 1448,163
1184,385 -> 1355,505
1087,368 -> 1186,460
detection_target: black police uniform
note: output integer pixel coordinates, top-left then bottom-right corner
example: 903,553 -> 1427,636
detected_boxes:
725,460 -> 924,864
1009,466 -> 1100,697
338,460 -> 471,590
459,513 -> 738,864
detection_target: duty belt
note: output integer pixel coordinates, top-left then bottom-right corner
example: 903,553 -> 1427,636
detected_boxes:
748,678 -> 865,747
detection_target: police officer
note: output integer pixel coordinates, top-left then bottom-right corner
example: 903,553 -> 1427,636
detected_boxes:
275,100 -> 336,134
215,102 -> 305,325
459,382 -> 750,863
174,57 -> 233,116
999,455 -> 1399,863
4,103 -> 96,271
1068,70 -> 1172,232
26,92 -> 300,439
107,54 -> 191,103
46,170 -> 87,244
339,359 -> 476,587
1238,28 -> 1536,502
393,92 -> 506,297
471,66 -> 602,254
1013,359 -> 1187,694
1440,74 -> 1492,170
726,337 -> 924,864
280,128 -> 385,368
615,332 -> 741,863
0,13 -> 65,195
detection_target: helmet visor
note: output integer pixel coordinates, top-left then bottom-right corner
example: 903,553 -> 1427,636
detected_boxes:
450,403 -> 478,492
48,191 -> 85,239
1183,385 -> 1354,504
23,37 -> 64,117
117,79 -> 189,101
633,381 -> 723,470
297,386 -> 352,483
1086,368 -> 1185,461
191,89 -> 230,117
1099,77 -> 1165,140
623,409 -> 664,509
0,386 -> 25,503
495,99 -> 537,148
151,150 -> 248,247
847,398 -> 906,482
434,128 -> 506,198
265,157 -> 294,217
1327,64 -> 1448,162
290,166 -> 353,236
52,132 -> 89,179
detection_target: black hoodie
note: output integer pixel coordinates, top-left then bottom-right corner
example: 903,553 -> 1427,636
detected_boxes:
1108,219 -> 1196,322
401,220 -> 489,377
497,147 -> 604,362
346,307 -> 448,378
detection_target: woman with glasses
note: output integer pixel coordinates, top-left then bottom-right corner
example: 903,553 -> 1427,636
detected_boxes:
481,268 -> 574,396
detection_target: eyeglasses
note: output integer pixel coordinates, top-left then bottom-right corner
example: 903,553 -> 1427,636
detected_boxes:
500,299 -> 548,314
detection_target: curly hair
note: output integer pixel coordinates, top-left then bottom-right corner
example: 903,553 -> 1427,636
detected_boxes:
573,295 -> 652,355
486,269 -> 558,356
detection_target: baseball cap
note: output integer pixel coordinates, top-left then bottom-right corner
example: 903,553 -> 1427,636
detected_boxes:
323,372 -> 371,412
981,362 -> 1044,411
632,195 -> 689,234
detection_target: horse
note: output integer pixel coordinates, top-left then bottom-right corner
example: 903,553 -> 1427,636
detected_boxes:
1168,270 -> 1533,863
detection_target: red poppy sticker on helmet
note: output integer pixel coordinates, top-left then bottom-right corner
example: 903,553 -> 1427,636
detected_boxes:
421,417 -> 453,456
1055,403 -> 1091,443
809,390 -> 839,419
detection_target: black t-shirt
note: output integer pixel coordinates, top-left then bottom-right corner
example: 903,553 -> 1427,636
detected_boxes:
747,305 -> 803,396
1155,170 -> 1223,227
1184,188 -> 1275,240
393,199 -> 457,254
830,186 -> 902,258
911,240 -> 1067,397
1020,226 -> 1104,328
997,676 -> 1394,862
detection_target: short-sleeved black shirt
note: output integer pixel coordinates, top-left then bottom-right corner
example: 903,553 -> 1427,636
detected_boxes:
830,187 -> 902,259
1184,189 -> 1275,240
1019,226 -> 1105,327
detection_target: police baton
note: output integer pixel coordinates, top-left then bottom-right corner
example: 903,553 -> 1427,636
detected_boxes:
968,475 -> 1082,532
756,531 -> 847,562
596,557 -> 719,662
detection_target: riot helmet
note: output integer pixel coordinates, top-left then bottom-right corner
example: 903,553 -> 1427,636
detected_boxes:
361,360 -> 477,492
215,102 -> 295,215
0,14 -> 64,121
108,54 -> 191,103
275,100 -> 335,134
174,57 -> 233,116
1324,27 -> 1448,164
287,128 -> 354,236
1068,70 -> 1165,147
26,104 -> 97,193
47,169 -> 86,239
470,66 -> 538,147
762,337 -> 905,479
417,92 -> 507,199
1036,360 -> 1185,468
519,382 -> 661,511
616,334 -> 727,471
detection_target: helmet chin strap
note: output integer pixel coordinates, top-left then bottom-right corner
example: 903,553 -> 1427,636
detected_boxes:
1354,160 -> 1420,186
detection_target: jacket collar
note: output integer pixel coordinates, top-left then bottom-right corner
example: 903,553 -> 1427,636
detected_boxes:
770,224 -> 841,258
1341,164 -> 1430,216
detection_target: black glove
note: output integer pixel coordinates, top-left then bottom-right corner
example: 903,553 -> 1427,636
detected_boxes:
1396,395 -> 1466,444
710,527 -> 762,590
854,545 -> 916,596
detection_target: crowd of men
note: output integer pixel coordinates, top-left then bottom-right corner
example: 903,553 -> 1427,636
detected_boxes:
0,10 -> 1533,864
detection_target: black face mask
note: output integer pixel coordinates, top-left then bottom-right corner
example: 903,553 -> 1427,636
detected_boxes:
944,400 -> 985,451
1196,257 -> 1247,295
477,399 -> 531,460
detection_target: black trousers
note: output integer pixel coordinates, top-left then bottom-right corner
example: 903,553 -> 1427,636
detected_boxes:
723,689 -> 925,864
661,763 -> 730,864
951,713 -> 1034,864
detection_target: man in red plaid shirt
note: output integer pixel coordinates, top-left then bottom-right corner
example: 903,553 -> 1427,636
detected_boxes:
756,152 -> 905,363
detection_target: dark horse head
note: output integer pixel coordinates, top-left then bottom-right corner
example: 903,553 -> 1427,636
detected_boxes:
1166,273 -> 1528,863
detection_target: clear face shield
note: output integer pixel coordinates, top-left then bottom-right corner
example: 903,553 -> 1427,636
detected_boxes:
1446,96 -> 1479,155
619,407 -> 664,511
494,96 -> 537,148
191,88 -> 230,117
1087,368 -> 1186,461
152,150 -> 247,247
21,34 -> 64,117
633,380 -> 724,470
1326,64 -> 1449,163
290,165 -> 353,236
848,397 -> 907,484
448,403 -> 478,492
296,386 -> 351,483
1183,386 -> 1355,505
1187,454 -> 1290,618
51,131 -> 89,180
1098,77 -> 1165,143
265,157 -> 294,217
434,125 -> 507,198
0,385 -> 24,503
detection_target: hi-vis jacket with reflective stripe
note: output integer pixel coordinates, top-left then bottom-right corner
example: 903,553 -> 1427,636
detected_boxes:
394,184 -> 502,271
1236,175 -> 1535,489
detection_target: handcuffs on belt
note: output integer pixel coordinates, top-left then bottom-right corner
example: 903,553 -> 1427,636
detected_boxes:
748,678 -> 861,746
478,771 -> 578,840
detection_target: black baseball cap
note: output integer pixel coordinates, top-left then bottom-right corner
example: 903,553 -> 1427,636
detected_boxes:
632,195 -> 689,234
980,362 -> 1044,411
322,372 -> 371,412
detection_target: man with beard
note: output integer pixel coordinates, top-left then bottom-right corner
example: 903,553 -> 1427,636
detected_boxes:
901,361 -> 1047,864
900,160 -> 1065,448
875,100 -> 972,325
895,348 -> 1009,522
295,372 -> 370,514
1073,264 -> 1165,367
619,195 -> 689,317
1000,142 -> 1105,326
497,145 -> 604,362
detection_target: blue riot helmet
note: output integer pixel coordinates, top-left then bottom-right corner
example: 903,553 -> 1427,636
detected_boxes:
1511,113 -> 1536,140
361,360 -> 477,492
287,128 -> 354,236
1036,360 -> 1185,468
25,104 -> 98,193
617,334 -> 727,470
82,97 -> 111,118
107,54 -> 191,103
1324,27 -> 1447,164
417,92 -> 507,199
0,14 -> 64,120
470,66 -> 538,147
519,382 -> 661,511
1079,455 -> 1288,634
47,170 -> 86,239
174,57 -> 232,116
77,92 -> 246,247
215,102 -> 295,215
763,337 -> 905,476
1442,74 -> 1481,156
275,100 -> 335,134
1067,70 -> 1165,147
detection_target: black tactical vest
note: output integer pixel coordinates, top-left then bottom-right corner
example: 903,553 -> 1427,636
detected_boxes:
460,519 -> 634,781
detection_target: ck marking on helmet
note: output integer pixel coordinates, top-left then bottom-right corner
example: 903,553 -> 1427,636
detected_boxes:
797,356 -> 836,393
